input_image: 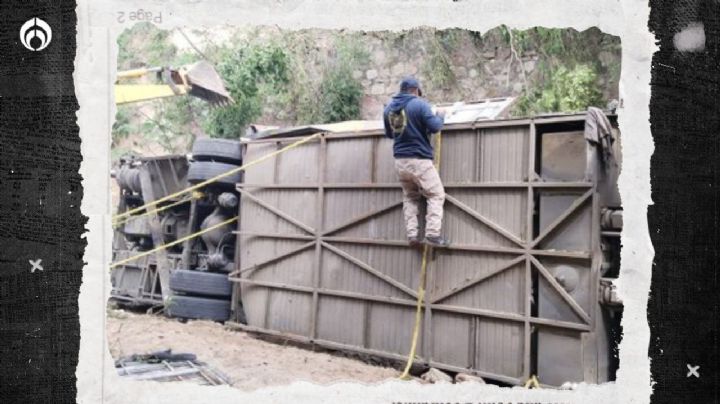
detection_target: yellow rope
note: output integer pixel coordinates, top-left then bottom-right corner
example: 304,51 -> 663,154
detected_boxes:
399,244 -> 430,380
111,133 -> 320,275
110,216 -> 238,269
112,194 -> 198,228
113,132 -> 321,221
524,375 -> 540,388
399,131 -> 442,380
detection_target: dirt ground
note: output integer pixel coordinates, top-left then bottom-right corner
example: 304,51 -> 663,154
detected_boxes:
106,309 -> 399,390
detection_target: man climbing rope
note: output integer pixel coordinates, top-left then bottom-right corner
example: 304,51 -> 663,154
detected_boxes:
383,76 -> 450,248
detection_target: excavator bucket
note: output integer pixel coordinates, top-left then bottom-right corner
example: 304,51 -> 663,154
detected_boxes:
181,61 -> 234,107
115,61 -> 234,106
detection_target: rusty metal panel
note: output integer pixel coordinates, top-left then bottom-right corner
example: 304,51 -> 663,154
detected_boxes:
277,144 -> 319,185
137,156 -> 189,202
316,296 -> 366,346
233,114 -> 615,386
438,126 -> 529,183
266,290 -> 313,336
541,131 -> 586,181
325,138 -> 373,183
476,319 -> 525,378
242,142 -> 277,184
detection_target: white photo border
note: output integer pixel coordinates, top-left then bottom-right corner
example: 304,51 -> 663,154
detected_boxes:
75,1 -> 655,403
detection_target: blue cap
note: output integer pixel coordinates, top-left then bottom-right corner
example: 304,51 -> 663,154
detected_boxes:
400,76 -> 421,93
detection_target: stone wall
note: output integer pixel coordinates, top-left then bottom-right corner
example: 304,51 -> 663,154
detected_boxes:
172,26 -> 621,122
345,28 -> 620,119
114,25 -> 621,157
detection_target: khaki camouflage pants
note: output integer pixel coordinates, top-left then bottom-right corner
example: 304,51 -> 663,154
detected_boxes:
394,158 -> 445,238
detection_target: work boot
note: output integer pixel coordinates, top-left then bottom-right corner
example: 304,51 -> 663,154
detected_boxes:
408,235 -> 422,248
424,235 -> 450,248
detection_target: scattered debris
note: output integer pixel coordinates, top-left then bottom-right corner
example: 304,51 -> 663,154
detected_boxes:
420,368 -> 453,384
115,350 -> 231,386
455,372 -> 486,384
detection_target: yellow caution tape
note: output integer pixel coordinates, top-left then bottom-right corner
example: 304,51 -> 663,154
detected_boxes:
110,215 -> 238,269
113,132 -> 321,222
399,131 -> 442,380
112,195 -> 198,228
111,133 -> 320,274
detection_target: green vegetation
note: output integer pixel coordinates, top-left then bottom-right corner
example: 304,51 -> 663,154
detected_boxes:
316,68 -> 364,123
117,23 -> 178,69
111,106 -> 134,143
113,24 -> 620,156
114,24 -> 369,150
143,97 -> 197,151
500,26 -> 566,58
514,64 -> 603,116
114,23 -> 199,154
313,38 -> 369,123
204,43 -> 291,138
205,34 -> 369,133
110,106 -> 135,160
497,26 -> 615,116
422,30 -> 459,92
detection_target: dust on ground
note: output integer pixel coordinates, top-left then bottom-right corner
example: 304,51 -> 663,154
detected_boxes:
107,309 -> 399,391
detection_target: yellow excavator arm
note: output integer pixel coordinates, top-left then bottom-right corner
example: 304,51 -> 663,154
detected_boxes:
115,61 -> 233,107
115,84 -> 190,104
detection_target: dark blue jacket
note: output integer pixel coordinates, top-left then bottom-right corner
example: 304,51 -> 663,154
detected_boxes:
383,93 -> 444,160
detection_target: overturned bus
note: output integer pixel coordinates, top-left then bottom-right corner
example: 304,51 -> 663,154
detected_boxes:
227,106 -> 623,387
110,100 -> 622,387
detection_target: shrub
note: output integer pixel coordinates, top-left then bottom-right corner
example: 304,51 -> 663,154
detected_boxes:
311,37 -> 368,124
117,23 -> 178,69
514,64 -> 603,116
204,43 -> 290,138
111,106 -> 134,146
319,38 -> 367,122
317,67 -> 364,123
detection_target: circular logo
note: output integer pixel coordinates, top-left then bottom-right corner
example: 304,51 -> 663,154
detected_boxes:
20,17 -> 52,51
